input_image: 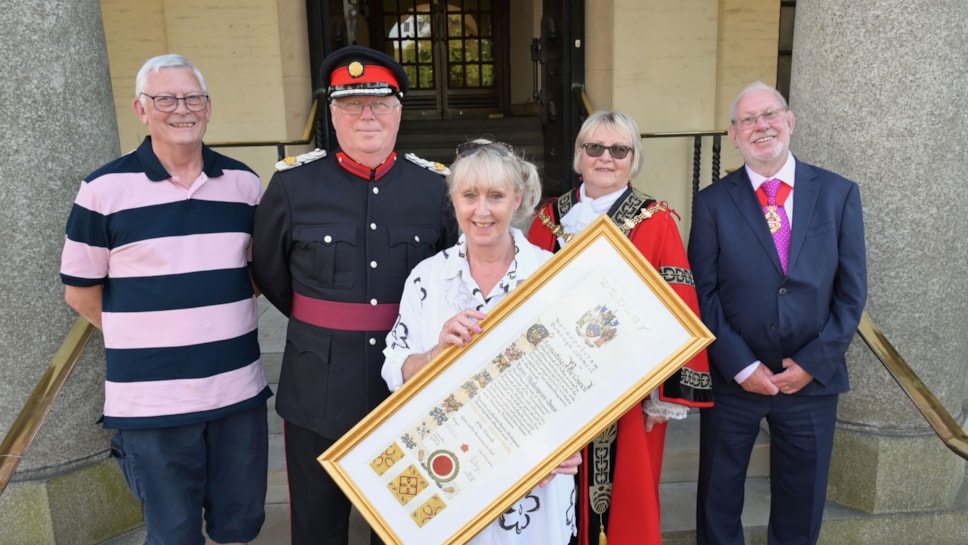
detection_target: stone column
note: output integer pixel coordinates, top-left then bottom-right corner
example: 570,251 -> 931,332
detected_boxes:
0,1 -> 141,543
790,0 -> 968,542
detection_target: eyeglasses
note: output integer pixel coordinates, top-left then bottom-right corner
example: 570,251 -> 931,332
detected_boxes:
580,143 -> 632,160
140,93 -> 209,112
331,100 -> 400,116
456,141 -> 513,158
733,108 -> 788,129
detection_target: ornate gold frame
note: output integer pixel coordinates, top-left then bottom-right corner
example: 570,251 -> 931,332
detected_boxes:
318,215 -> 714,544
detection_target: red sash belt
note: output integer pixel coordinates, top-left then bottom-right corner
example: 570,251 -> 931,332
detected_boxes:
291,292 -> 399,331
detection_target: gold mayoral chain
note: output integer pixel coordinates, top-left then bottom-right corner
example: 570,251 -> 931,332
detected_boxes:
536,209 -> 574,243
618,201 -> 667,236
537,201 -> 668,243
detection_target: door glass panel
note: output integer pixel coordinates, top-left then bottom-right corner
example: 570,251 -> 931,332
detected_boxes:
449,64 -> 464,87
444,4 -> 493,90
385,0 -> 435,91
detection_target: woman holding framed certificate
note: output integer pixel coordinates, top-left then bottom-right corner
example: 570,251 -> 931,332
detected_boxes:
527,111 -> 714,545
382,140 -> 582,544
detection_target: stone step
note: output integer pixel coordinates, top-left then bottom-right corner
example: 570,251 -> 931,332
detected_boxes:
658,411 -> 772,543
660,476 -> 772,545
661,410 -> 771,483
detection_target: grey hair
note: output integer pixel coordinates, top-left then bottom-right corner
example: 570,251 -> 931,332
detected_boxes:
134,54 -> 208,99
729,81 -> 788,122
448,139 -> 543,230
573,110 -> 643,179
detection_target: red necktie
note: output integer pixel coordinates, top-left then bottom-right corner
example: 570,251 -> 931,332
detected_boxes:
757,179 -> 791,273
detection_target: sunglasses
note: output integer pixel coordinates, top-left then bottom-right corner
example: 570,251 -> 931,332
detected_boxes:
456,141 -> 514,158
581,143 -> 633,160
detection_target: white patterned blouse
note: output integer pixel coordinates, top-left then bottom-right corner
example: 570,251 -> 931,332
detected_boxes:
382,227 -> 576,545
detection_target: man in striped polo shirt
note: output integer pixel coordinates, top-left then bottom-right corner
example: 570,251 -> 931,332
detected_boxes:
60,54 -> 271,545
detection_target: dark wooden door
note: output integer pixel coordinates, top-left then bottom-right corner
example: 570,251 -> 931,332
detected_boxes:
540,0 -> 584,195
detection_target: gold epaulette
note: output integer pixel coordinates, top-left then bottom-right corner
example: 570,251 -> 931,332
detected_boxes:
405,153 -> 450,176
276,148 -> 327,171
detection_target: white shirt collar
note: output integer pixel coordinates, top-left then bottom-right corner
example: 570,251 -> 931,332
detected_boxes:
746,152 -> 796,190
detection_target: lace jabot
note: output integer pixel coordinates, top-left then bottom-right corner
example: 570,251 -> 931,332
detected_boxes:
557,184 -> 626,246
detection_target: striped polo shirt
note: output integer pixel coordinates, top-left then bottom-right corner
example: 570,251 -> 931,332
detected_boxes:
60,136 -> 270,429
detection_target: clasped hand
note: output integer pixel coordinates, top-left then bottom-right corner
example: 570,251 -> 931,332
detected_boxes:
741,358 -> 813,395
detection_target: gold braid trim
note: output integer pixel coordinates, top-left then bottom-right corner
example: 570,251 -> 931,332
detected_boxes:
590,422 -> 617,545
609,187 -> 666,236
589,423 -> 617,516
557,190 -> 577,216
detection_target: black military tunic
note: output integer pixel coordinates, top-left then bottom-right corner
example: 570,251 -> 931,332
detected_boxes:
252,150 -> 457,439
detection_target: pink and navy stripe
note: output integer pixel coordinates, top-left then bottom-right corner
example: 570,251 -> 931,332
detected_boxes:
60,137 -> 270,429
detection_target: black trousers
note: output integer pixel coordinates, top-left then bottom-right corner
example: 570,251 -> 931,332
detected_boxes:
284,420 -> 384,545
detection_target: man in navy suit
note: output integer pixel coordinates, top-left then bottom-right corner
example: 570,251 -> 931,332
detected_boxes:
689,81 -> 867,545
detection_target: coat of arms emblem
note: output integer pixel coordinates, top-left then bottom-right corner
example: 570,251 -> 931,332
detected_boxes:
575,305 -> 619,348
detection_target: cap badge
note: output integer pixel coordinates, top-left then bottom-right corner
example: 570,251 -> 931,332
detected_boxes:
348,61 -> 364,78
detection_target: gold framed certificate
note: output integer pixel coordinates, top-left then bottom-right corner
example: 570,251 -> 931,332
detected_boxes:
318,215 -> 714,544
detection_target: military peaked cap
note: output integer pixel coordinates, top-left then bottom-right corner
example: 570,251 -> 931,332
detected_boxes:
319,45 -> 409,100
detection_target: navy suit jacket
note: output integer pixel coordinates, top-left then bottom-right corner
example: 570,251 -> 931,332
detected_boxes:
687,158 -> 867,396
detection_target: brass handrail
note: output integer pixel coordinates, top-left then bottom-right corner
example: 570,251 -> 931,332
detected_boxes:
206,97 -> 320,160
856,311 -> 968,460
572,83 -> 593,118
0,317 -> 95,495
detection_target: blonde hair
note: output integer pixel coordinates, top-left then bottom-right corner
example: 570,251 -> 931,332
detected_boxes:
573,110 -> 643,178
448,140 -> 543,230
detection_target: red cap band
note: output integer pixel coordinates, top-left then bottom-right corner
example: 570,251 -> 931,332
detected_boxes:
329,64 -> 399,89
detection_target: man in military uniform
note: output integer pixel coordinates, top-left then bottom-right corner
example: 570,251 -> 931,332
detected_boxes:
251,45 -> 457,545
